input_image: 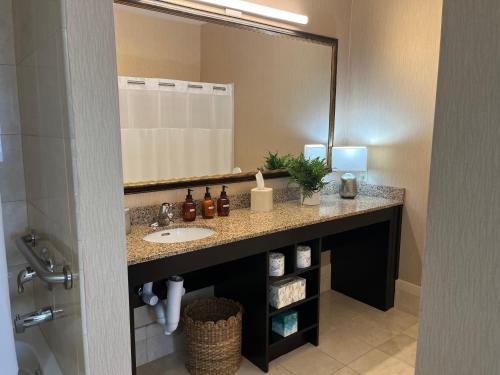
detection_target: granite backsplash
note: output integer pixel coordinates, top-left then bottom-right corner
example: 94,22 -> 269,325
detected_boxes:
128,183 -> 404,225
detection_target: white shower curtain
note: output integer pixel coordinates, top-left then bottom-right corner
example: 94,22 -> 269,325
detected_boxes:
118,76 -> 234,183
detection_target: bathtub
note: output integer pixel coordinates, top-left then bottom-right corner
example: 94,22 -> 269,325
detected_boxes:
15,327 -> 62,375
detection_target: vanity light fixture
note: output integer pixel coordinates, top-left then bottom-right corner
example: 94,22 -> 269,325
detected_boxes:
192,0 -> 309,25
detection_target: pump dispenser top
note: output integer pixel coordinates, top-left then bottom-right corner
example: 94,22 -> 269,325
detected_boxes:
204,187 -> 211,199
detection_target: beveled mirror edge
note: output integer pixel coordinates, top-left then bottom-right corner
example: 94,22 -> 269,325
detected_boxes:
115,0 -> 338,195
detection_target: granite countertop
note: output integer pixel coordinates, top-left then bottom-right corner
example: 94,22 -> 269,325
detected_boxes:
127,194 -> 403,265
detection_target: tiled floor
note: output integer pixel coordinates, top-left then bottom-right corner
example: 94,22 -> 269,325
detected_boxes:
138,290 -> 419,375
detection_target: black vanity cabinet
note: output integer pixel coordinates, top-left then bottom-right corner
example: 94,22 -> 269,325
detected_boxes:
127,204 -> 402,373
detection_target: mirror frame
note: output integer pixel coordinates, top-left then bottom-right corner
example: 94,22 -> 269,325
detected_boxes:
116,0 -> 338,195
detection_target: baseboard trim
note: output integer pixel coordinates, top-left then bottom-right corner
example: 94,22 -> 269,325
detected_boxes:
396,279 -> 421,297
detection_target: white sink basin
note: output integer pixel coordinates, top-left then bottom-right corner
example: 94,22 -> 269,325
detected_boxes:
143,227 -> 215,244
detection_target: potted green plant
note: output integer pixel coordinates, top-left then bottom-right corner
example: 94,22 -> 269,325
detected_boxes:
287,154 -> 328,205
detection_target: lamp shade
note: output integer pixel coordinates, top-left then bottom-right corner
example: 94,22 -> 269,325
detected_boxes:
304,144 -> 326,161
332,146 -> 368,172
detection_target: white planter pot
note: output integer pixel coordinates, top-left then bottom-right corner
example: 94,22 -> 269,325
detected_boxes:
301,191 -> 321,206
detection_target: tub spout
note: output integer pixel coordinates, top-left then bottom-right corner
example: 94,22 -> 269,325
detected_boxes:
14,306 -> 60,334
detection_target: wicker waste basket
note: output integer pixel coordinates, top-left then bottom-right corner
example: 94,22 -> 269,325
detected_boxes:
183,298 -> 243,375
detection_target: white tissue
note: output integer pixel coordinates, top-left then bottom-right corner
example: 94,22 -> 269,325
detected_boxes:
256,171 -> 265,190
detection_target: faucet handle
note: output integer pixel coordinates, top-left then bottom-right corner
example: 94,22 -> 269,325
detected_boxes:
17,266 -> 37,294
160,202 -> 171,212
39,247 -> 55,272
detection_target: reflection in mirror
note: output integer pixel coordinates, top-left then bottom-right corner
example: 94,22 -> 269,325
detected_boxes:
113,3 -> 336,187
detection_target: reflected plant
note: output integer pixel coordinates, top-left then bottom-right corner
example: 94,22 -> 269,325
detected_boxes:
263,151 -> 292,170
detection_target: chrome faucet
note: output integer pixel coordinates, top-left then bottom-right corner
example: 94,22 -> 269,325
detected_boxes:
17,266 -> 37,294
151,202 -> 174,228
14,306 -> 60,334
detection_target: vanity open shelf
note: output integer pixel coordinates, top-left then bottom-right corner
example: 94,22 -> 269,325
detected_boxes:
265,240 -> 321,361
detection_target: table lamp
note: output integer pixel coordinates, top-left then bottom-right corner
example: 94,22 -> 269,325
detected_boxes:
332,146 -> 368,198
304,144 -> 327,161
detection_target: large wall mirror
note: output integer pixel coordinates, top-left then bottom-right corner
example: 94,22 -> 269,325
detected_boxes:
114,0 -> 338,193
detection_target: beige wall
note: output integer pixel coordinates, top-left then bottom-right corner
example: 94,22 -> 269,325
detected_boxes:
346,0 -> 443,285
417,1 -> 500,373
12,0 -> 85,373
114,4 -> 202,81
200,22 -> 331,171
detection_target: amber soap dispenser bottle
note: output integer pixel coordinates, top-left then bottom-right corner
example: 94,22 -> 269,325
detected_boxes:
182,188 -> 196,222
217,185 -> 230,216
202,187 -> 215,219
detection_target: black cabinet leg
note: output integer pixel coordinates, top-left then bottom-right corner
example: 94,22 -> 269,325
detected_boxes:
129,286 -> 137,375
328,220 -> 395,311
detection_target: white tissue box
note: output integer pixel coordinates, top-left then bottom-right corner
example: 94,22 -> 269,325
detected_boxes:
269,277 -> 306,309
251,187 -> 273,212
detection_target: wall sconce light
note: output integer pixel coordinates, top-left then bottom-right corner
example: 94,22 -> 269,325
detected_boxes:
192,0 -> 309,25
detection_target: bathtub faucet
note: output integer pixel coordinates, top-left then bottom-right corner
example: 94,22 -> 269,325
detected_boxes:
14,306 -> 61,334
